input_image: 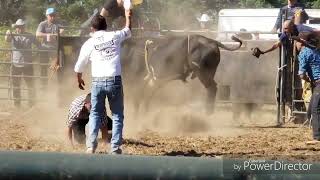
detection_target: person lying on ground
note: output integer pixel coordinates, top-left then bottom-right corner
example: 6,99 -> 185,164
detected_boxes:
66,93 -> 112,148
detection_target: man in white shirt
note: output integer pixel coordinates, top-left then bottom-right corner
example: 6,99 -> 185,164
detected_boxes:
74,9 -> 131,154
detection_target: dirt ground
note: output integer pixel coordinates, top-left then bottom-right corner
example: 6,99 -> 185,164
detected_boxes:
0,73 -> 318,163
0,99 -> 319,163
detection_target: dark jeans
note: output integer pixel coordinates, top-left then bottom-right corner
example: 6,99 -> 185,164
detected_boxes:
88,76 -> 123,152
39,51 -> 56,87
309,84 -> 320,140
11,65 -> 35,107
72,118 -> 89,144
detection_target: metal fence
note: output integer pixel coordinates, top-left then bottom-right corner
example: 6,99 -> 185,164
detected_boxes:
0,32 -> 58,104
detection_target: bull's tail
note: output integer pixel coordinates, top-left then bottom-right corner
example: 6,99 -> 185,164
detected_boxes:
216,35 -> 242,51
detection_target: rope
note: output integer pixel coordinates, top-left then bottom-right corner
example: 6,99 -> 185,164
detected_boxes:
143,39 -> 155,82
187,34 -> 190,54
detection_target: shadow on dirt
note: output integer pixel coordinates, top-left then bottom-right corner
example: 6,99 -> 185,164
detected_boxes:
163,150 -> 218,157
123,138 -> 155,147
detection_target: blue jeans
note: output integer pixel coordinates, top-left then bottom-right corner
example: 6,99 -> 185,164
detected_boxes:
87,76 -> 124,152
310,84 -> 320,140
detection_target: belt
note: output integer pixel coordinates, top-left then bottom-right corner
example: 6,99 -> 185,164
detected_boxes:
92,76 -> 121,81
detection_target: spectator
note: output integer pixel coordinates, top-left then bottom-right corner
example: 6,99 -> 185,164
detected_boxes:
36,7 -> 63,87
197,13 -> 211,30
74,10 -> 131,154
253,19 -> 319,57
142,19 -> 161,37
272,0 -> 308,32
67,93 -> 112,148
298,32 -> 320,145
5,19 -> 37,107
100,0 -> 133,20
294,9 -> 314,33
253,20 -> 298,57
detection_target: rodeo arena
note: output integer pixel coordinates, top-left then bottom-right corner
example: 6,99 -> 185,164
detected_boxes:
2,0 -> 320,179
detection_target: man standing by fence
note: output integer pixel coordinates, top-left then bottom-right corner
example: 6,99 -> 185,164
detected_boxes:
5,19 -> 37,107
100,0 -> 133,20
36,8 -> 63,87
298,32 -> 320,145
272,0 -> 308,32
74,9 -> 131,154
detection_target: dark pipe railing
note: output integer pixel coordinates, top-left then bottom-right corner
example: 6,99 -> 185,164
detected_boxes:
0,151 -> 319,180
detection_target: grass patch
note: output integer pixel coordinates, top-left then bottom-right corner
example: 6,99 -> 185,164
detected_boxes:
0,26 -> 11,74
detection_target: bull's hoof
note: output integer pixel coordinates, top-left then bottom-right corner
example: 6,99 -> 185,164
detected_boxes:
190,72 -> 196,79
148,80 -> 155,87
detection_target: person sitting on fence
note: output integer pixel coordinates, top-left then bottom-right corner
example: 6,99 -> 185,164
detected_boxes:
272,0 -> 308,32
67,93 -> 112,148
100,0 -> 133,21
5,19 -> 38,107
298,32 -> 320,145
36,7 -> 64,87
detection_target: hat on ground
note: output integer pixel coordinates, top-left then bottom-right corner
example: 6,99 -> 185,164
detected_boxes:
12,19 -> 26,28
46,8 -> 56,15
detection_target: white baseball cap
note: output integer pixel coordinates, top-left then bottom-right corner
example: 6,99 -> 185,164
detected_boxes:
12,19 -> 26,28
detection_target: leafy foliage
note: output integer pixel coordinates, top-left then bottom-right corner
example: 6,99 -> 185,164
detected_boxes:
1,0 -> 320,28
0,0 -> 26,25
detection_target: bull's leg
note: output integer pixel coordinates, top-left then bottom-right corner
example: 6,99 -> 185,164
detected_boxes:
135,80 -> 156,116
244,103 -> 257,120
139,79 -> 175,115
206,80 -> 217,114
197,72 -> 217,114
232,103 -> 242,121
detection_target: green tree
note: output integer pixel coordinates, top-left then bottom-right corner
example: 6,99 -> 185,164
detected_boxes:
0,0 -> 25,25
239,0 -> 272,8
311,0 -> 320,8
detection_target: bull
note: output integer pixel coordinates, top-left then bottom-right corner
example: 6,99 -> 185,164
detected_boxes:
120,34 -> 242,114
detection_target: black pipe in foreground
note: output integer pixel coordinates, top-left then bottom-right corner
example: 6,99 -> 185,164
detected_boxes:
0,151 -> 319,180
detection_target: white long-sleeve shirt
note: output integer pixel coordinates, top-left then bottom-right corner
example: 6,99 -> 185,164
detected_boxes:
74,27 -> 131,77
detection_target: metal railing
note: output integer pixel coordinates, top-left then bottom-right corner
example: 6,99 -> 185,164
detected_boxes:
0,32 -> 58,103
0,151 -> 319,180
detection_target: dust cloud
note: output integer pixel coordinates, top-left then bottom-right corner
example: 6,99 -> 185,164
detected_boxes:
11,41 -> 281,146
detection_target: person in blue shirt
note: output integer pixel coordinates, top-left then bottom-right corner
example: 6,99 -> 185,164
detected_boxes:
298,32 -> 320,145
